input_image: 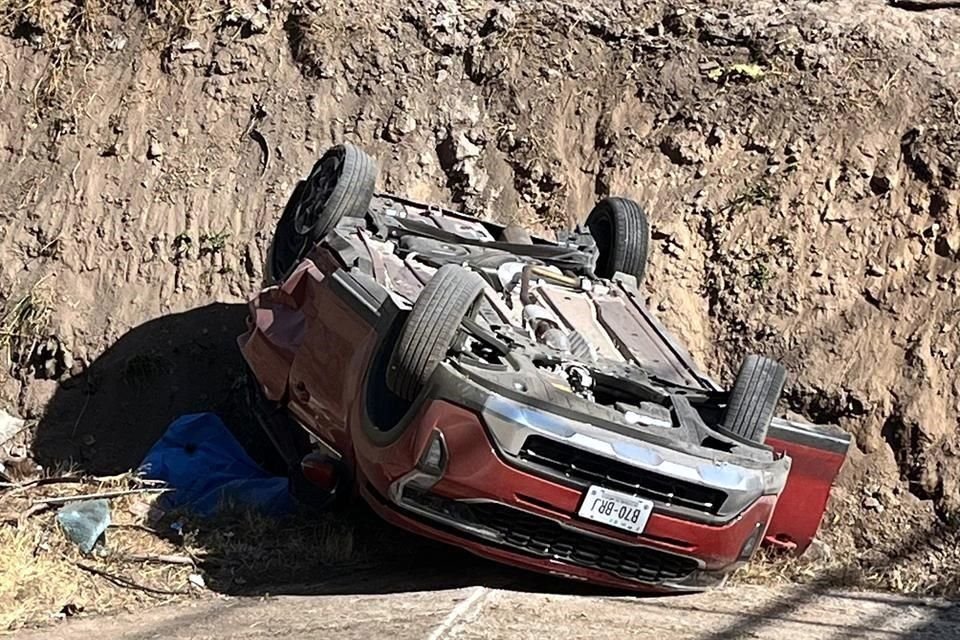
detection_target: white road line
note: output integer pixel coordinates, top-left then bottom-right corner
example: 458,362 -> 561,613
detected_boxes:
426,586 -> 489,640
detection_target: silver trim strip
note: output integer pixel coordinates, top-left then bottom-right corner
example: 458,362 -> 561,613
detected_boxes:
290,415 -> 343,460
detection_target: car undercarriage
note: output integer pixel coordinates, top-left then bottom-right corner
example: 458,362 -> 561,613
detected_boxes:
239,143 -> 851,592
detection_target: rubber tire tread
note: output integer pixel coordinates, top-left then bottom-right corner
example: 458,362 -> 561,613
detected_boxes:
586,197 -> 651,284
386,265 -> 486,401
305,143 -> 377,242
721,354 -> 787,443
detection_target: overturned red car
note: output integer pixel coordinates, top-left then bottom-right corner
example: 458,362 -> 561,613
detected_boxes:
239,143 -> 850,592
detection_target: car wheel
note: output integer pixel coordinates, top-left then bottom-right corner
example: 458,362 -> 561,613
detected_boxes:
585,197 -> 651,284
721,354 -> 787,443
266,143 -> 377,283
386,264 -> 486,401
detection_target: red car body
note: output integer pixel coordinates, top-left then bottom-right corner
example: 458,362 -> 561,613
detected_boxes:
239,191 -> 850,593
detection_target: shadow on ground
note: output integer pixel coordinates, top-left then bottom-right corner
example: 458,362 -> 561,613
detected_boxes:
31,303 -> 622,600
708,521 -> 960,639
33,303 -> 251,474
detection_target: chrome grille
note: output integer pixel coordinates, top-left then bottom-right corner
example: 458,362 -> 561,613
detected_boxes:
519,436 -> 726,514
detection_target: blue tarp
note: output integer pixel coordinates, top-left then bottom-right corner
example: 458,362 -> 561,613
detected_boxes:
139,412 -> 294,517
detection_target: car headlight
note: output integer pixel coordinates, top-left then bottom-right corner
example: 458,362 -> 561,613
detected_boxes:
482,396 -> 577,455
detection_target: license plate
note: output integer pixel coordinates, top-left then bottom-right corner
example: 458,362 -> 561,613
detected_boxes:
577,485 -> 653,534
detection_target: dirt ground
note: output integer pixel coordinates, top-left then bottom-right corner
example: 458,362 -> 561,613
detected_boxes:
2,0 -> 960,631
11,584 -> 960,640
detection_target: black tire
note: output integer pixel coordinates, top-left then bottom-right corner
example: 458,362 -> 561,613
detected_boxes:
386,265 -> 486,401
722,355 -> 787,443
266,143 -> 377,282
585,197 -> 651,284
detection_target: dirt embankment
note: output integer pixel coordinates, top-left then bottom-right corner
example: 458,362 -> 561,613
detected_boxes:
1,0 -> 960,600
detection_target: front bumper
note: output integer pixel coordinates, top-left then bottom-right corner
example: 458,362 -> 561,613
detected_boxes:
362,481 -> 724,592
357,399 -> 778,592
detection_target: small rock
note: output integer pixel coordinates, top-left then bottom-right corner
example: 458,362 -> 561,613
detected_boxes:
662,7 -> 693,35
864,282 -> 884,305
106,34 -> 127,52
785,139 -> 804,156
455,132 -> 482,160
127,500 -> 152,519
147,140 -> 164,160
396,114 -> 417,135
483,6 -> 516,33
498,129 -> 518,152
180,40 -> 202,52
210,49 -> 235,75
866,263 -> 886,277
863,496 -> 884,512
659,132 -> 706,166
804,538 -> 834,563
706,125 -> 725,146
21,379 -> 58,419
189,573 -> 206,589
248,12 -> 269,34
383,112 -> 417,143
0,409 -> 25,447
664,243 -> 684,258
935,231 -> 960,258
61,347 -> 74,373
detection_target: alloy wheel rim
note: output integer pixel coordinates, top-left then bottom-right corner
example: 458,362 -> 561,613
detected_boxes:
293,149 -> 344,235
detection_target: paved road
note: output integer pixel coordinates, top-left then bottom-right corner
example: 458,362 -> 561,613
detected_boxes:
13,584 -> 960,639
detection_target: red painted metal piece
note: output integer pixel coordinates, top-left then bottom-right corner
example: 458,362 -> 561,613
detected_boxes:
763,436 -> 847,553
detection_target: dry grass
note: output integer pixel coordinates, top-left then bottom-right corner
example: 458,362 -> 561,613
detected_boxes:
0,0 -> 224,112
139,0 -> 221,36
732,486 -> 960,598
184,507 -> 357,589
733,548 -> 840,587
0,473 -> 195,630
0,0 -> 112,110
0,472 -> 359,631
0,275 -> 55,371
